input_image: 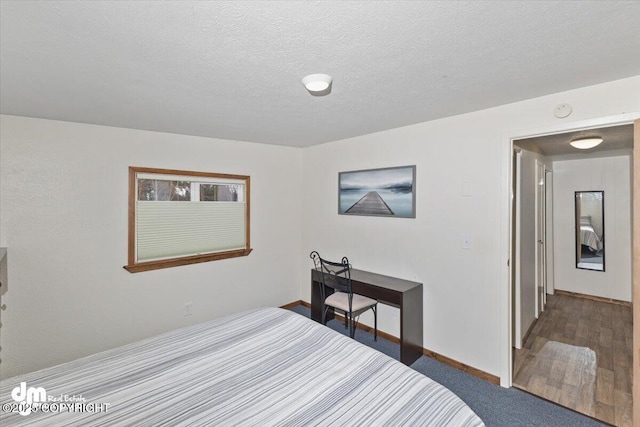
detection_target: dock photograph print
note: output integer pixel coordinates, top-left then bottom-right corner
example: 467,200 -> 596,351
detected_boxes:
338,166 -> 416,218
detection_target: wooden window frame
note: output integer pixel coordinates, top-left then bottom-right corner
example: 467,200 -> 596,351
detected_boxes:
124,166 -> 252,273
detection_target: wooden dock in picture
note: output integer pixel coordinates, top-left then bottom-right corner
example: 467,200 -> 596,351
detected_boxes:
345,191 -> 394,215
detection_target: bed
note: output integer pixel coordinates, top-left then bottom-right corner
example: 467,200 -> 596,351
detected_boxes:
579,216 -> 603,252
0,308 -> 484,426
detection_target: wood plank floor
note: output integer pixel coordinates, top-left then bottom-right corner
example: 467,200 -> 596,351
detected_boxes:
513,293 -> 632,426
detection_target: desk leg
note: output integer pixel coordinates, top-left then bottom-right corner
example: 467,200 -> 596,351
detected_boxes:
310,279 -> 334,323
400,285 -> 423,365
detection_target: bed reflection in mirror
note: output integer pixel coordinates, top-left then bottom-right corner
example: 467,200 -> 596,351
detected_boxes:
575,191 -> 604,271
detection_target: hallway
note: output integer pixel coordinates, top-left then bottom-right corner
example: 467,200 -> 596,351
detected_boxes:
513,293 -> 632,426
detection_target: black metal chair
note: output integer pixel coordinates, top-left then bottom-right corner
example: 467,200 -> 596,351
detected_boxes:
310,251 -> 377,341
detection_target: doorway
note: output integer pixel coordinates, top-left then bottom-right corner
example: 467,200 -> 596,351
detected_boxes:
534,158 -> 547,318
509,122 -> 635,425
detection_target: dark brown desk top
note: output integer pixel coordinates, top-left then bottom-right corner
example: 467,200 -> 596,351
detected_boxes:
311,268 -> 421,293
310,266 -> 423,365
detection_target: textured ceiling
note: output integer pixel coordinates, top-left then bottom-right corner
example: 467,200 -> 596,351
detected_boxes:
1,1 -> 639,147
515,124 -> 633,157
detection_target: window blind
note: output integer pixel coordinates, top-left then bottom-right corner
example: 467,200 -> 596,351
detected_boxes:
136,201 -> 246,262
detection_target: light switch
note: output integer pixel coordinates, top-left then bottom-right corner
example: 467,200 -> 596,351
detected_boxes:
462,235 -> 472,250
462,181 -> 472,196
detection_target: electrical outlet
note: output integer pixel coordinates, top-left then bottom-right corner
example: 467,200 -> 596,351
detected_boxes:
184,302 -> 193,316
462,235 -> 472,250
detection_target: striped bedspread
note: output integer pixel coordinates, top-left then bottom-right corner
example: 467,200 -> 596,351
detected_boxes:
0,308 -> 484,426
580,224 -> 603,251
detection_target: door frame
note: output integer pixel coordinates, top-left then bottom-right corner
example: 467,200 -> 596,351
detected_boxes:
534,158 -> 546,318
545,169 -> 554,296
632,118 -> 639,424
500,112 -> 639,392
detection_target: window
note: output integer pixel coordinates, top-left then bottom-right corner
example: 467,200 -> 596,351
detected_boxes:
124,167 -> 252,273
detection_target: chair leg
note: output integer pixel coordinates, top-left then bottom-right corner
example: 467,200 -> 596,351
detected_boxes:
346,311 -> 351,338
373,305 -> 377,342
321,305 -> 327,325
350,313 -> 355,339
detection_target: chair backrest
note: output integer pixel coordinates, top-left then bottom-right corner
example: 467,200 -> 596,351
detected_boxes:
310,251 -> 352,300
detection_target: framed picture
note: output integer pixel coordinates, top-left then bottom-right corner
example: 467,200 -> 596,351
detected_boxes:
338,165 -> 416,218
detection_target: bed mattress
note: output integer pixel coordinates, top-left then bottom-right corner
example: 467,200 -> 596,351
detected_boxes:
0,307 -> 484,426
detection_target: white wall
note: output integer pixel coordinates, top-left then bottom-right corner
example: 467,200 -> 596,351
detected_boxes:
1,76 -> 638,384
552,154 -> 632,301
0,115 -> 302,379
300,76 -> 640,378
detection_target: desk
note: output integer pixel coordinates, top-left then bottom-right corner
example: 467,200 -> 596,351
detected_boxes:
311,268 -> 423,366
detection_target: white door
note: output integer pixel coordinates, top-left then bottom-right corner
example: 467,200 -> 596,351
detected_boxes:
535,160 -> 546,317
513,149 -> 523,348
545,170 -> 554,296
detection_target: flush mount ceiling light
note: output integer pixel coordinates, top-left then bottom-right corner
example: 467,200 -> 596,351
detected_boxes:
302,73 -> 332,96
569,136 -> 603,150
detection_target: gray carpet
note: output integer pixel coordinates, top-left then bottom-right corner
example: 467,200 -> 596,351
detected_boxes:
289,305 -> 607,427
